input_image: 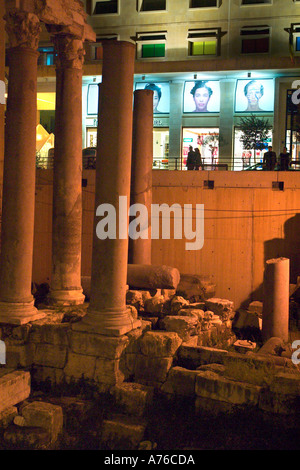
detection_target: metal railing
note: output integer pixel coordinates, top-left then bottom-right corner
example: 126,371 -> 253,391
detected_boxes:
35,154 -> 300,172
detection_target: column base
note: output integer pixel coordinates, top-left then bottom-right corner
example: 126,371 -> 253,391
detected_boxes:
72,306 -> 141,336
48,289 -> 85,306
0,300 -> 46,325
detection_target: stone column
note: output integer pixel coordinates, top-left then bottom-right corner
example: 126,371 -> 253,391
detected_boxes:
262,257 -> 290,342
49,34 -> 85,305
74,40 -> 141,336
128,89 -> 153,265
0,11 -> 45,324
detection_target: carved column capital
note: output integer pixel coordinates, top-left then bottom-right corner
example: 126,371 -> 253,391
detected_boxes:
52,34 -> 85,70
5,11 -> 41,50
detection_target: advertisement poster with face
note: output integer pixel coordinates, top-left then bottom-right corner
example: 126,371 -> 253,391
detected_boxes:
184,80 -> 220,113
235,79 -> 274,112
135,82 -> 170,114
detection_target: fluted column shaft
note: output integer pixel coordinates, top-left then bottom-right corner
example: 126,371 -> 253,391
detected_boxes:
74,40 -> 141,336
49,34 -> 85,305
0,11 -> 44,324
129,89 -> 153,265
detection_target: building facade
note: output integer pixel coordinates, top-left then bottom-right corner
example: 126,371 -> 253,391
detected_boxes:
35,0 -> 300,170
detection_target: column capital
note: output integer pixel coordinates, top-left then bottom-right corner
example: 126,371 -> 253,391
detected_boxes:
52,34 -> 85,70
4,11 -> 41,50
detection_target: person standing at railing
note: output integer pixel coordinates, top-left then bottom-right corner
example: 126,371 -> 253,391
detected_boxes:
263,145 -> 277,171
194,147 -> 202,170
186,145 -> 196,170
278,147 -> 290,171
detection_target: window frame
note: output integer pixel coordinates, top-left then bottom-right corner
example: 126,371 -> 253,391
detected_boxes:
137,0 -> 167,12
187,28 -> 221,57
241,0 -> 272,5
189,0 -> 221,9
92,0 -> 119,16
136,31 -> 167,60
240,25 -> 271,55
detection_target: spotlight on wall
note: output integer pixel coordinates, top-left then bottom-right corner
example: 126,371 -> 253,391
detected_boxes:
142,75 -> 146,80
194,74 -> 197,80
247,72 -> 251,78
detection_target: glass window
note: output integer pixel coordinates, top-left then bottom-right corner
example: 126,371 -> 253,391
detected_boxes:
190,0 -> 219,7
188,29 -> 220,56
241,0 -> 271,4
190,40 -> 217,55
136,32 -> 167,59
38,46 -> 55,66
241,27 -> 270,54
140,0 -> 166,11
142,43 -> 165,58
94,0 -> 118,14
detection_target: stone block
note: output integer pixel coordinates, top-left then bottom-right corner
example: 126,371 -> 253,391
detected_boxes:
195,370 -> 261,406
20,401 -> 63,444
259,389 -> 300,415
29,322 -> 69,346
160,366 -> 199,397
205,298 -> 235,320
177,345 -> 229,369
134,355 -> 173,384
110,382 -> 154,416
31,366 -> 65,386
0,406 -> 18,428
170,296 -> 189,314
0,369 -> 31,413
269,371 -> 300,395
160,315 -> 199,342
64,351 -> 96,380
69,330 -> 129,359
94,357 -> 125,386
100,413 -> 147,450
139,331 -> 182,357
176,273 -> 216,301
5,342 -> 35,368
248,301 -> 263,315
195,396 -> 238,415
34,343 -> 67,368
3,424 -> 51,449
232,309 -> 262,330
144,296 -> 165,314
125,328 -> 144,354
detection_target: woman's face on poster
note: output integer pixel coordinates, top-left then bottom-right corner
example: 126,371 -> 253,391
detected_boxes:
153,90 -> 160,111
193,87 -> 211,111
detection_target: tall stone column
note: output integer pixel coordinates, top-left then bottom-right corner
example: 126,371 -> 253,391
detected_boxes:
0,11 -> 45,324
262,257 -> 290,342
49,34 -> 85,305
74,40 -> 141,336
128,89 -> 153,265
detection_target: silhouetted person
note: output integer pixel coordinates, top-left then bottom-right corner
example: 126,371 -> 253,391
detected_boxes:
279,147 -> 290,171
263,146 -> 276,171
186,146 -> 196,170
194,147 -> 202,170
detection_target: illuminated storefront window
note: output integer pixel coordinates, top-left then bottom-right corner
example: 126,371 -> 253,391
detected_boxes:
234,128 -> 272,171
153,128 -> 169,169
182,128 -> 219,169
